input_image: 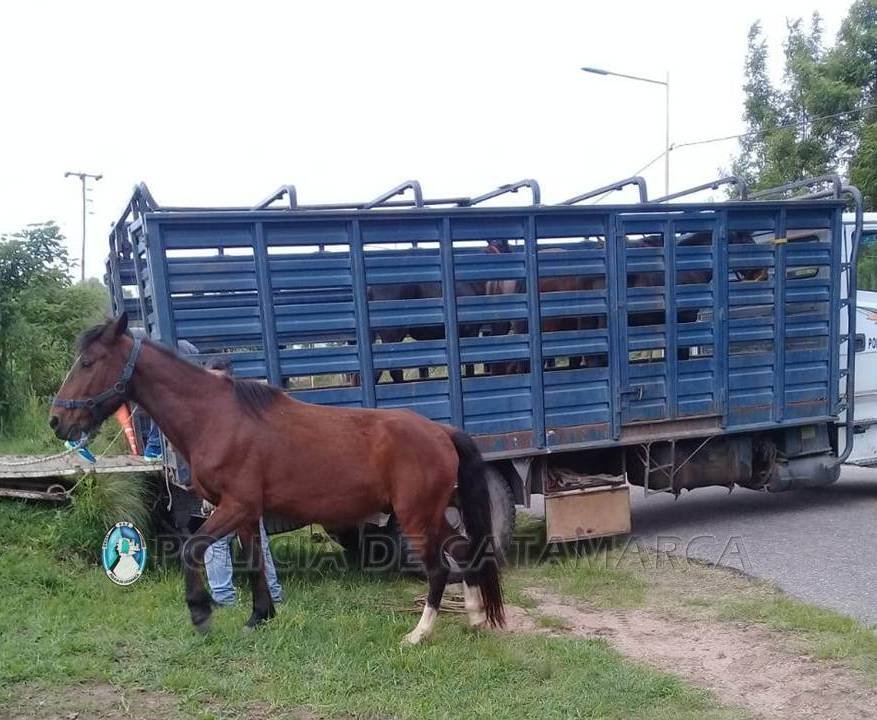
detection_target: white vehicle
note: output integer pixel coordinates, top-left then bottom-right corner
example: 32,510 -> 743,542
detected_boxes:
843,212 -> 877,466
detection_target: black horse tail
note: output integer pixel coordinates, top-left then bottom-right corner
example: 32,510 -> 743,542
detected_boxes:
450,429 -> 505,628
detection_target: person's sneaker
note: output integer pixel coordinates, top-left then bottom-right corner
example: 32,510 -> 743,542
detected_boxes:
65,441 -> 96,464
143,449 -> 162,462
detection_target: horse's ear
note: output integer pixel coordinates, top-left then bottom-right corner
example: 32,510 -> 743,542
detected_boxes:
101,313 -> 129,343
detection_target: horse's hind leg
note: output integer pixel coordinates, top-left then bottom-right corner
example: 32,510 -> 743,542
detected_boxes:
400,521 -> 453,645
440,530 -> 487,628
181,501 -> 249,632
238,522 -> 276,629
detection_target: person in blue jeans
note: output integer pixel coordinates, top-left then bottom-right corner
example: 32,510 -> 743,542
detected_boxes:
204,515 -> 284,606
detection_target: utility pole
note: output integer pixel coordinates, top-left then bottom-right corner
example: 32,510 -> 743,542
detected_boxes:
64,171 -> 102,282
581,66 -> 671,196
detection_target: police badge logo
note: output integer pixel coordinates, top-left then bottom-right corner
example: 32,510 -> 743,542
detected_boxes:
101,521 -> 147,586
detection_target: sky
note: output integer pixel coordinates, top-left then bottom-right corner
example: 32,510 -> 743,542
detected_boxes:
0,0 -> 851,280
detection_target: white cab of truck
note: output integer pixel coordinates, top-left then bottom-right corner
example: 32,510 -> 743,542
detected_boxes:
843,212 -> 877,466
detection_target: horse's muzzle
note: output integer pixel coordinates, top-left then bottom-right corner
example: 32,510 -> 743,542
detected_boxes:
49,416 -> 82,442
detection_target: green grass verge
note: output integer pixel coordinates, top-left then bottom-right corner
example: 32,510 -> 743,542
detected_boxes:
0,503 -> 739,720
715,593 -> 877,677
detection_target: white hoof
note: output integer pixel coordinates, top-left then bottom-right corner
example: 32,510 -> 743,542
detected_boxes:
402,605 -> 437,645
469,611 -> 487,629
402,629 -> 427,646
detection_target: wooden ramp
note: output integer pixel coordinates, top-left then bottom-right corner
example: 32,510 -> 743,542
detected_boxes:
0,454 -> 160,501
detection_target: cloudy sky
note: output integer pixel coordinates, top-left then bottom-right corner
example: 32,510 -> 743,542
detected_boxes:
0,0 -> 850,280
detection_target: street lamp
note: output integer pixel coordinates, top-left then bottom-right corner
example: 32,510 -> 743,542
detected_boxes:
64,171 -> 102,282
581,66 -> 670,195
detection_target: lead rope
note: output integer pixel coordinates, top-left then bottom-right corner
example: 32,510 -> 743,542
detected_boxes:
0,445 -> 80,467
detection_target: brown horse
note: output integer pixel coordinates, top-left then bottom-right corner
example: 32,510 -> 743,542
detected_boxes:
50,313 -> 504,644
485,244 -> 606,374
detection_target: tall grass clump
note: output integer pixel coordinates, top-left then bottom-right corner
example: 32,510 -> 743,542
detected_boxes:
53,473 -> 152,562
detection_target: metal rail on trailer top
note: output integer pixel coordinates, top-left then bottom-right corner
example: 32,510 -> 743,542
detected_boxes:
104,175 -> 863,518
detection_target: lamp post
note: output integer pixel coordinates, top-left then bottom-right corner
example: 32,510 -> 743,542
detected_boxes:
64,171 -> 102,282
581,66 -> 670,195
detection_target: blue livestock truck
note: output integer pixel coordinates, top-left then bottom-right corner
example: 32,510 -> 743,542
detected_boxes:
105,174 -> 863,550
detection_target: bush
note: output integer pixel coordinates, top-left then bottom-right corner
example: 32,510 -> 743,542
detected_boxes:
0,222 -> 109,435
53,473 -> 152,563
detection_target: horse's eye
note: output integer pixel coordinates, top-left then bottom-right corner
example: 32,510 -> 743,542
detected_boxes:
80,358 -> 93,369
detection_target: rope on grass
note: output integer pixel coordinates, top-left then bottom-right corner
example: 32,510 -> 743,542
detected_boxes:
374,590 -> 470,615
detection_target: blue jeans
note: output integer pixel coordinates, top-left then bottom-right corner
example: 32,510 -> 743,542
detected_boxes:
144,420 -> 162,455
204,520 -> 283,605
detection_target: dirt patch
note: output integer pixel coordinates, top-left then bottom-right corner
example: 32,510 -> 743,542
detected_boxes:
509,588 -> 876,720
1,682 -> 316,720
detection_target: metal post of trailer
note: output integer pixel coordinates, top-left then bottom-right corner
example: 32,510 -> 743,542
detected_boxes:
716,211 -> 730,427
349,220 -> 377,409
664,220 -> 678,419
144,219 -> 177,348
524,215 -> 546,448
439,218 -> 464,428
253,223 -> 282,386
773,208 -> 788,424
607,213 -> 624,440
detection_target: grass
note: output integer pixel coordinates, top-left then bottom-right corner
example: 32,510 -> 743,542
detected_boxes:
4,498 -> 876,718
506,516 -> 648,610
0,502 -> 740,720
714,591 -> 877,676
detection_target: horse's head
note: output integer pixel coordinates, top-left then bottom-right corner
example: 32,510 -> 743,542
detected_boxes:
50,313 -> 136,442
729,232 -> 769,282
486,239 -> 510,254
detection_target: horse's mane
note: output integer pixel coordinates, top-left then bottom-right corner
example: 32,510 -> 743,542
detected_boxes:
231,379 -> 282,418
76,319 -> 282,418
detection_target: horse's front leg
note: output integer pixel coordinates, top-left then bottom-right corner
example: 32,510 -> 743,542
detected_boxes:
181,501 -> 250,632
238,522 -> 276,629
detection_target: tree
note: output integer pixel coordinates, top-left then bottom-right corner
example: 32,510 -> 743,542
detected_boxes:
731,2 -> 876,207
0,223 -> 107,430
835,1 -> 877,204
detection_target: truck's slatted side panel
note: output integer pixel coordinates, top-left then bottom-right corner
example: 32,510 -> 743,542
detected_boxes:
534,216 -> 612,444
727,240 -> 776,426
264,222 -> 359,396
725,209 -> 835,426
450,219 -> 533,437
783,238 -> 832,420
134,202 -> 843,458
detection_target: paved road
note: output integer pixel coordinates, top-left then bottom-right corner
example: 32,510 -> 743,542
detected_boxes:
531,466 -> 877,625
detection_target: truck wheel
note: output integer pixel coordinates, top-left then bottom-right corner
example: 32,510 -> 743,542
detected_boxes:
327,526 -> 362,555
484,464 -> 517,563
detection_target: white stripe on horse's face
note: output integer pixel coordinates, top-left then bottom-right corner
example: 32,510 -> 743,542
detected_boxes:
402,605 -> 437,646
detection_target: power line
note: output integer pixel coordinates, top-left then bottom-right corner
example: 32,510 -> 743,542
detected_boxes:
590,148 -> 669,204
673,103 -> 877,151
590,103 -> 877,206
